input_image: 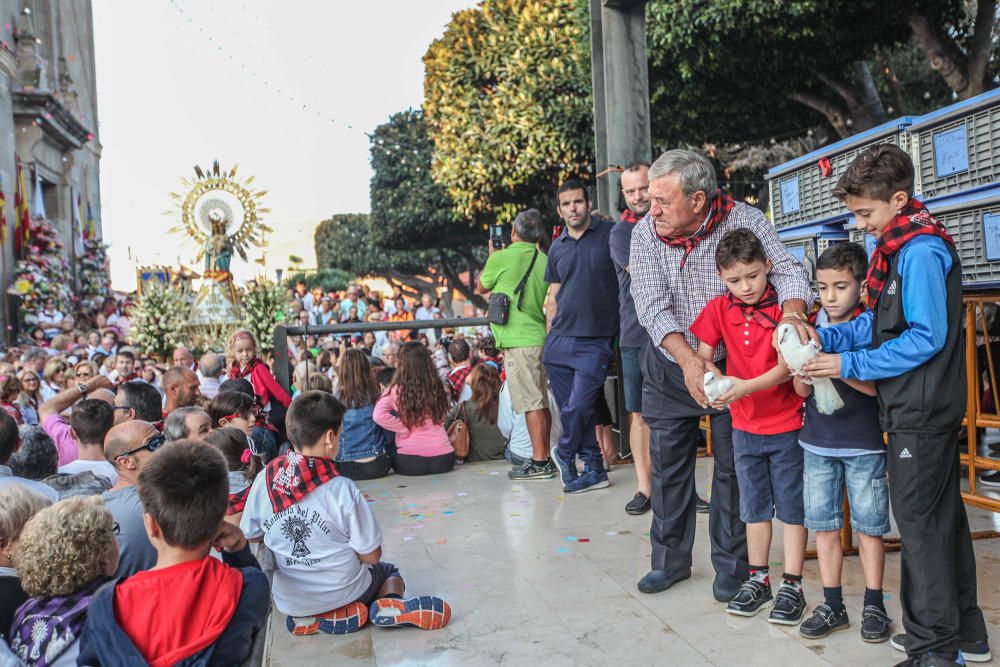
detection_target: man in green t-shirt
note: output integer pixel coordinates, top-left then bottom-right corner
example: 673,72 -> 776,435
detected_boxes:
477,209 -> 555,481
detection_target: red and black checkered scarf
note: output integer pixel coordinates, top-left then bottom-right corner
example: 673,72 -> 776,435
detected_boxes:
868,198 -> 955,307
658,190 -> 735,269
620,208 -> 642,224
727,283 -> 780,328
227,487 -> 251,516
809,303 -> 868,326
264,451 -> 339,513
229,357 -> 260,380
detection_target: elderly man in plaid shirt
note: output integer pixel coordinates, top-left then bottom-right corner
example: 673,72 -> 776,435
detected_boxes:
629,149 -> 812,602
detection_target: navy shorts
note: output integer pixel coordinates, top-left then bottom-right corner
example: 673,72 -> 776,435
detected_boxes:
619,346 -> 643,414
354,561 -> 404,606
733,429 -> 804,525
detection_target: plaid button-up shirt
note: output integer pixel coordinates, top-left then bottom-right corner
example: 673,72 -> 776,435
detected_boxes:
629,201 -> 812,363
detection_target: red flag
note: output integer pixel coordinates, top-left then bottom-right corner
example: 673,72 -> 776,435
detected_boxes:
0,188 -> 7,247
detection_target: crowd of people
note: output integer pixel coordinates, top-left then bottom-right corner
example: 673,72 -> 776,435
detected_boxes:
0,144 -> 991,667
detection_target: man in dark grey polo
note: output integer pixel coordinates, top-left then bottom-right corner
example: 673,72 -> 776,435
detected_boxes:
543,179 -> 620,494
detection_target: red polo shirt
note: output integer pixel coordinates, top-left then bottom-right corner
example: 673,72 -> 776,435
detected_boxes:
690,294 -> 802,435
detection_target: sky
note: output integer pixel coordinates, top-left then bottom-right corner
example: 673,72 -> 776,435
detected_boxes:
92,0 -> 477,291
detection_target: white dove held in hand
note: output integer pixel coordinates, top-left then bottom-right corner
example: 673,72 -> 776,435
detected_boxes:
703,371 -> 733,403
776,323 -> 844,415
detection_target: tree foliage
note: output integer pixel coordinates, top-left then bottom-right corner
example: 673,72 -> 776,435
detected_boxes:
423,0 -> 594,226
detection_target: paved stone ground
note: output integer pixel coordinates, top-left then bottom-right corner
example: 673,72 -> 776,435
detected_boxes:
262,457 -> 1000,666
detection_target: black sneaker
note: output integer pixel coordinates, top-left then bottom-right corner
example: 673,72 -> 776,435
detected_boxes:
508,459 -> 556,480
725,578 -> 772,616
892,634 -> 992,663
799,603 -> 849,639
860,605 -> 892,643
625,492 -> 651,515
979,470 -> 1000,488
892,655 -> 964,667
768,583 -> 805,625
696,496 -> 710,513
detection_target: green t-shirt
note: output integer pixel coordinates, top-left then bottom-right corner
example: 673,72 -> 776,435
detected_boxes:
479,242 -> 548,349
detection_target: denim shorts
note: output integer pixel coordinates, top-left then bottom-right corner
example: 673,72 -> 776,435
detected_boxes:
619,346 -> 643,414
733,429 -> 804,525
802,449 -> 890,536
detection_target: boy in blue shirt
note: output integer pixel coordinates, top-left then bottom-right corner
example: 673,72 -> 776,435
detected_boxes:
794,242 -> 892,644
804,145 -> 989,667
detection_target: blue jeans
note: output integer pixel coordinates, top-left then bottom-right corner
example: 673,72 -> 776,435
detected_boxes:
733,429 -> 804,525
802,449 -> 890,536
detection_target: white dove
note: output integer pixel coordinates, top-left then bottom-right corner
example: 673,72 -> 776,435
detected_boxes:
776,323 -> 844,415
703,371 -> 733,403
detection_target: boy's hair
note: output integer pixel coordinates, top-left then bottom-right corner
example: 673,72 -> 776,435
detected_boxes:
816,242 -> 869,282
832,144 -> 914,202
137,439 -> 229,549
377,367 -> 395,388
715,228 -> 767,270
9,427 -> 58,480
208,391 -> 254,428
286,390 -> 346,450
448,339 -> 471,363
70,399 -> 115,445
218,378 -> 255,397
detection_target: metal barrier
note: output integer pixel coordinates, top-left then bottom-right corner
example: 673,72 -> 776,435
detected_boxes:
963,293 -> 1000,514
272,318 -> 492,394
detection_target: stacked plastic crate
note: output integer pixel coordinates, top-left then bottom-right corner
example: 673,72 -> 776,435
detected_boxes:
767,88 -> 1000,290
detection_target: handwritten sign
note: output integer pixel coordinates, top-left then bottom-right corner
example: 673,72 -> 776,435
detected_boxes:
983,212 -> 1000,262
780,177 -> 800,213
933,123 -> 969,177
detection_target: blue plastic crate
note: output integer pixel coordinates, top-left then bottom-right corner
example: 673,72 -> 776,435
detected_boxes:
766,117 -> 914,230
918,184 -> 1000,289
908,88 -> 1000,200
777,218 -> 850,278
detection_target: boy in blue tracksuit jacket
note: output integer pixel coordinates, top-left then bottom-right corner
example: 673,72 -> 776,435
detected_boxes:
803,145 -> 988,667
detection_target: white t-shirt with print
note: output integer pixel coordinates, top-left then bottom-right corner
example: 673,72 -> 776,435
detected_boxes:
58,459 -> 118,485
240,474 -> 382,617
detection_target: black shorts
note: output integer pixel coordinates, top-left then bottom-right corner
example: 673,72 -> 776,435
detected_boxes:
354,561 -> 403,606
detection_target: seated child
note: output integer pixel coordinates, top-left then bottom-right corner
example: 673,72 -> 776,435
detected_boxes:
204,427 -> 263,525
690,228 -> 807,623
227,329 -> 291,423
241,390 -> 451,635
795,242 -> 893,643
79,440 -> 270,665
10,495 -> 119,666
0,485 -> 52,643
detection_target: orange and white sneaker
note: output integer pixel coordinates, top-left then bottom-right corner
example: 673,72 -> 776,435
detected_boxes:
286,601 -> 369,635
368,596 -> 451,630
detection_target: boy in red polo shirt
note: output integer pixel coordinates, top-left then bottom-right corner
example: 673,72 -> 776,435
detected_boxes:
691,228 -> 806,622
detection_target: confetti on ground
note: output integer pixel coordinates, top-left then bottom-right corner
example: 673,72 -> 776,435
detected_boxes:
397,485 -> 407,488
406,503 -> 418,508
565,536 -> 578,542
443,510 -> 456,515
556,547 -> 570,553
436,539 -> 448,545
769,561 -> 783,568
606,531 -> 618,536
456,493 -> 468,497
510,513 -> 520,517
366,499 -> 376,503
577,538 -> 590,543
403,536 -> 415,541
410,514 -> 424,519
489,471 -> 499,475
884,593 -> 892,601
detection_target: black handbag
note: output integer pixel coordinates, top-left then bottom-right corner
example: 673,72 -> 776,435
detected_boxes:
486,249 -> 539,326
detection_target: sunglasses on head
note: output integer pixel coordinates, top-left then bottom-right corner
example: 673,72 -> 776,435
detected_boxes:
120,433 -> 165,458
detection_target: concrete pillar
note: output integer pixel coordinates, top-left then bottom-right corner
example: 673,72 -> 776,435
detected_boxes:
590,0 -> 652,218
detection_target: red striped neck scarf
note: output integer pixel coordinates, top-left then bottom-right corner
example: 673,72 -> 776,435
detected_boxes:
657,190 -> 735,269
867,198 -> 955,307
264,451 -> 338,513
727,283 -> 780,328
620,208 -> 642,224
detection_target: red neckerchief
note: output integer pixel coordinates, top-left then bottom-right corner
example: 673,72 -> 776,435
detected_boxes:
657,190 -> 735,269
868,198 -> 955,306
808,303 -> 868,325
727,284 -> 780,328
264,451 -> 338,513
116,373 -> 138,385
230,358 -> 260,380
227,487 -> 251,516
620,208 -> 642,224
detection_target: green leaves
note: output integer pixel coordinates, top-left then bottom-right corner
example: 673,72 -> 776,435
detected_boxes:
132,282 -> 189,358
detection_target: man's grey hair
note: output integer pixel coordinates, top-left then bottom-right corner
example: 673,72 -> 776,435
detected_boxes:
199,352 -> 225,378
9,426 -> 58,480
648,149 -> 717,198
21,348 -> 47,364
163,407 -> 208,442
513,208 -> 544,244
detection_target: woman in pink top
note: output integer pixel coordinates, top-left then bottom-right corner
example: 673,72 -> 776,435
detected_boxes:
374,342 -> 455,476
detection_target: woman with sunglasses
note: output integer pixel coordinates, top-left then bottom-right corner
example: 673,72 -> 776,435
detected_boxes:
73,360 -> 99,383
40,360 -> 68,401
16,371 -> 42,426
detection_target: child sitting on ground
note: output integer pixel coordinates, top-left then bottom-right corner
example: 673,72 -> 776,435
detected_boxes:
795,242 -> 893,644
79,440 -> 270,665
241,390 -> 451,635
204,427 -> 263,525
10,495 -> 119,666
690,228 -> 807,623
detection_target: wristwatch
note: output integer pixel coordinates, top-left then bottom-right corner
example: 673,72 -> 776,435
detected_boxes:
78,383 -> 89,397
